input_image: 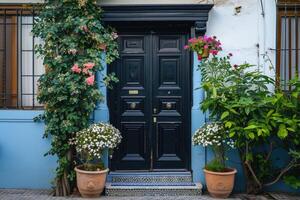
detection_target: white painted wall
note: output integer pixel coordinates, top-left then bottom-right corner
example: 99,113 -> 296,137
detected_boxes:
206,0 -> 277,78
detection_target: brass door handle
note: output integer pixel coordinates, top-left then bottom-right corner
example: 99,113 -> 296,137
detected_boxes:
153,117 -> 157,123
166,102 -> 172,109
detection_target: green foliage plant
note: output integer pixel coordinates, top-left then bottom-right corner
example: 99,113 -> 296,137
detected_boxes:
187,36 -> 300,193
32,0 -> 119,196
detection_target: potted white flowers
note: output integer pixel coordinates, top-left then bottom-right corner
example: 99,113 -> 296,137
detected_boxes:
71,123 -> 122,198
192,122 -> 236,198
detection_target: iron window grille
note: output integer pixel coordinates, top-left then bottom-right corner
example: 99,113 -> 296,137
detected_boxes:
0,5 -> 44,110
276,0 -> 300,90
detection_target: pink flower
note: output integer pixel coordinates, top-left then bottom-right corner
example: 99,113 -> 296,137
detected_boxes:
71,64 -> 81,73
208,38 -> 213,43
86,75 -> 95,86
204,45 -> 209,49
188,38 -> 197,43
83,62 -> 95,70
211,50 -> 219,55
197,54 -> 202,61
184,45 -> 189,50
82,68 -> 89,74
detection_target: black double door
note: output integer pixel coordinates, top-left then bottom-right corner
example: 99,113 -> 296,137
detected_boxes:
109,29 -> 191,171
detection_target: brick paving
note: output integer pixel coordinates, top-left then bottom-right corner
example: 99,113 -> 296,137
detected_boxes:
0,189 -> 240,200
0,189 -> 298,200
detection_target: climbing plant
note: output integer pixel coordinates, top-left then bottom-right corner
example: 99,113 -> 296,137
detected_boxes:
32,0 -> 118,196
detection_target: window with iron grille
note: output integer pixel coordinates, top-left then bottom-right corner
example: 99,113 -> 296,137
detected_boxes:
0,5 -> 44,109
277,0 -> 300,90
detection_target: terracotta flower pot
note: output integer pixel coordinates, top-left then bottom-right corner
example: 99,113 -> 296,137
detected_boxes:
75,166 -> 109,198
204,168 -> 237,199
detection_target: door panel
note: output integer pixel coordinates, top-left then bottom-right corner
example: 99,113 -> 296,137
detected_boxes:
110,34 -> 150,170
120,122 -> 147,161
152,35 -> 187,169
121,57 -> 145,89
110,32 -> 190,171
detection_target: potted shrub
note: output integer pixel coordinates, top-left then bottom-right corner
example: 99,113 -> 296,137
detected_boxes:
71,123 -> 122,198
184,35 -> 222,60
193,122 -> 236,198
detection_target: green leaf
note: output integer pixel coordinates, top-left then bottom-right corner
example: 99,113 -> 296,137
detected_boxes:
248,132 -> 255,139
284,176 -> 300,189
246,153 -> 253,162
221,111 -> 229,120
229,132 -> 235,137
257,129 -> 262,136
245,107 -> 250,115
278,124 -> 288,138
212,87 -> 217,98
267,109 -> 274,117
229,108 -> 239,115
244,125 -> 258,130
225,121 -> 232,128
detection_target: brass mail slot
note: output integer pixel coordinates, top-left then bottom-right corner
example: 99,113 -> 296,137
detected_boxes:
129,90 -> 139,95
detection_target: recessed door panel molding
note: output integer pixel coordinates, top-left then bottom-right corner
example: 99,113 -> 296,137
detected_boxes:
158,56 -> 180,88
122,36 -> 145,53
155,122 -> 183,162
120,122 -> 147,161
121,56 -> 145,90
158,36 -> 181,53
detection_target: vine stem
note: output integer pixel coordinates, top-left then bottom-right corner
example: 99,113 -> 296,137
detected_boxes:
263,162 -> 300,187
244,160 -> 262,189
244,142 -> 262,190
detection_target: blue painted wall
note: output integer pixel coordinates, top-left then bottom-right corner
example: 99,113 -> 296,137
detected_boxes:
0,60 -> 110,189
0,110 -> 57,189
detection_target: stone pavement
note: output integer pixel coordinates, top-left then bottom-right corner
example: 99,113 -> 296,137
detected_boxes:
0,189 -> 299,200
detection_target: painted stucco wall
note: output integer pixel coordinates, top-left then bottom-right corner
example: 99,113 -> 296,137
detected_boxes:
0,111 -> 56,189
